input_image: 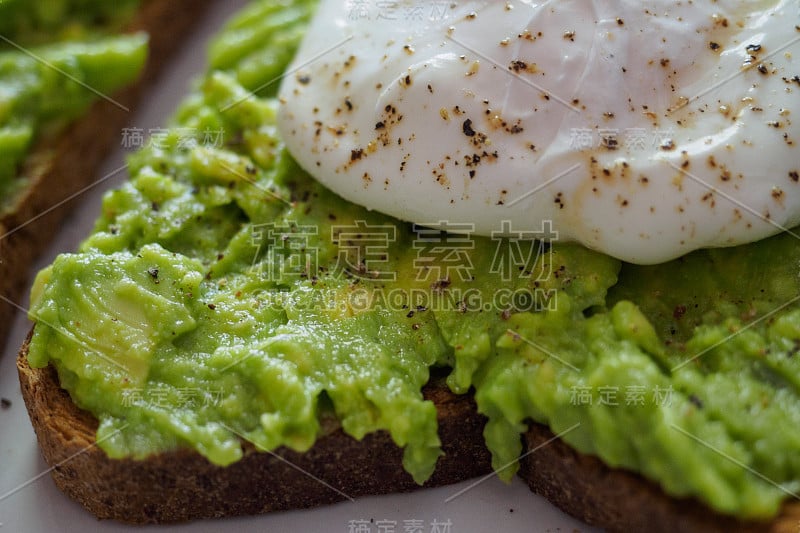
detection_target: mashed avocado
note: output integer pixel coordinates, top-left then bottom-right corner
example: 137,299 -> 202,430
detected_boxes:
28,0 -> 800,519
0,0 -> 139,45
0,1 -> 146,211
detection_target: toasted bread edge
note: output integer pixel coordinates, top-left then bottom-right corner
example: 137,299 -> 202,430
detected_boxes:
17,333 -> 800,531
16,333 -> 493,523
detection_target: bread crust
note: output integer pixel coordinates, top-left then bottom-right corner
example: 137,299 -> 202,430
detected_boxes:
0,0 -> 211,348
16,334 -> 799,530
16,334 -> 493,524
520,429 -> 800,533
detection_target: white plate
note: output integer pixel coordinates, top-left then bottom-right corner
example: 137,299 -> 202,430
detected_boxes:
0,2 -> 597,531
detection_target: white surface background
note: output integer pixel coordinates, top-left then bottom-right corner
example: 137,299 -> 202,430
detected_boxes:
0,2 -> 597,531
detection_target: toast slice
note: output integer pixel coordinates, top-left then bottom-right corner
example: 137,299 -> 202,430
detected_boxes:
0,0 -> 210,347
16,333 -> 800,531
15,332 -> 493,524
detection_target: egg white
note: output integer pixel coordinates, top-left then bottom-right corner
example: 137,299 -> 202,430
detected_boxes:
278,0 -> 799,264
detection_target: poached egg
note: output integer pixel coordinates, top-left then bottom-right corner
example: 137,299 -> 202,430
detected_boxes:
277,0 -> 799,264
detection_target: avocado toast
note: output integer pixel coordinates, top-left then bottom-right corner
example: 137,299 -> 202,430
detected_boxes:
0,0 -> 210,349
14,1 -> 800,530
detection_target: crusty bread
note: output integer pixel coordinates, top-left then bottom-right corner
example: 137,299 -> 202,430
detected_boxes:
520,428 -> 800,532
0,0 -> 211,347
16,333 -> 493,524
16,333 -> 800,530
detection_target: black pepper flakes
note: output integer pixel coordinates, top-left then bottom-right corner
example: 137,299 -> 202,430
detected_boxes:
602,136 -> 618,150
509,60 -> 528,72
462,119 -> 476,137
689,395 -> 704,409
431,278 -> 451,291
1,398 -> 11,409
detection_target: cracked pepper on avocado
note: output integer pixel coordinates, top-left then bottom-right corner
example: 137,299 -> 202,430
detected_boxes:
26,0 -> 800,520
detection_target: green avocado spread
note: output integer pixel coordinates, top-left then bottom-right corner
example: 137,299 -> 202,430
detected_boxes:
28,0 -> 800,520
0,0 -> 146,212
